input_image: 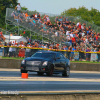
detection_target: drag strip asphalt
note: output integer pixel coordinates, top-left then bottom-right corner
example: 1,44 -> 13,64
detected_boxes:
0,68 -> 100,92
0,70 -> 100,79
0,81 -> 100,91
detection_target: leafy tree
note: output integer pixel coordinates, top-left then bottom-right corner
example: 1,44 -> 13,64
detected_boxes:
21,6 -> 28,11
0,0 -> 17,28
61,6 -> 100,26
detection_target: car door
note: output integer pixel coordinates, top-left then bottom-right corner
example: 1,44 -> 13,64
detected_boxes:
54,53 -> 62,72
59,53 -> 66,70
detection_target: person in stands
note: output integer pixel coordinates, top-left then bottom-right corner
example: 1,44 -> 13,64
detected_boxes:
15,3 -> 21,13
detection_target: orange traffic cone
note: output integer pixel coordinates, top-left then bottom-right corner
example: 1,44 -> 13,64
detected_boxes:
21,73 -> 28,79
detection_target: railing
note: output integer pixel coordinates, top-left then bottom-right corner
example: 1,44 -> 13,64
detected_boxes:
6,8 -> 67,46
1,46 -> 100,62
20,9 -> 100,33
6,8 -> 100,47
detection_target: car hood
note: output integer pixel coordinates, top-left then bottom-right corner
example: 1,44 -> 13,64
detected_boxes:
24,57 -> 52,61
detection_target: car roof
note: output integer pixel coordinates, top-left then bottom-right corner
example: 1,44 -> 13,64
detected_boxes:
37,50 -> 58,54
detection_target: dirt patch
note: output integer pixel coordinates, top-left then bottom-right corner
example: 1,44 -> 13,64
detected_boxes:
0,94 -> 100,100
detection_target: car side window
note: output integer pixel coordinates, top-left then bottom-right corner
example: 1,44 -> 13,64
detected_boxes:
60,54 -> 65,59
56,53 -> 60,59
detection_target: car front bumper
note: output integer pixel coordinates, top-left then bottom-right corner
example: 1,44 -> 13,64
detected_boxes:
21,64 -> 48,72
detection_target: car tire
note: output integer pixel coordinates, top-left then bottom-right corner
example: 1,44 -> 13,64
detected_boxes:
62,66 -> 70,77
21,70 -> 27,73
37,72 -> 44,75
47,65 -> 54,76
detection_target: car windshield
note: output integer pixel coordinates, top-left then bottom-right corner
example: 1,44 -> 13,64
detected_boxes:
31,52 -> 55,58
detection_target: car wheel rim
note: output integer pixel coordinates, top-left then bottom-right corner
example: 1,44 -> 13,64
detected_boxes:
50,66 -> 53,75
66,67 -> 70,76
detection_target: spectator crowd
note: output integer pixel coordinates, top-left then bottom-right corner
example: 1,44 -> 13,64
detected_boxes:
3,6 -> 100,61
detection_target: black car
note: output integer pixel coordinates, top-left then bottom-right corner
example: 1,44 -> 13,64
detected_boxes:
21,50 -> 70,76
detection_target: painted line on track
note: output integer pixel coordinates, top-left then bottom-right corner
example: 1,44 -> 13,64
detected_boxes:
0,68 -> 100,74
0,77 -> 100,82
1,90 -> 100,95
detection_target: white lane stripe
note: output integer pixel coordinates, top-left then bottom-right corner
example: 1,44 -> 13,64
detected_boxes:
0,68 -> 100,74
0,81 -> 99,85
1,90 -> 100,94
8,90 -> 100,94
0,77 -> 100,82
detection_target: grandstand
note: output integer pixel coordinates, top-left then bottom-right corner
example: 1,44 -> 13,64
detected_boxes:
5,8 -> 100,50
6,8 -> 63,46
2,8 -> 100,61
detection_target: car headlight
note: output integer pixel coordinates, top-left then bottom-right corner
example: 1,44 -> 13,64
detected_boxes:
42,61 -> 48,66
21,60 -> 25,64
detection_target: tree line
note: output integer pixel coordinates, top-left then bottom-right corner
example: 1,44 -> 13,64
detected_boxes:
61,6 -> 100,26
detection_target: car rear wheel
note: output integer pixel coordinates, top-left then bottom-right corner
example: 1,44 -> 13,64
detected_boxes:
37,72 -> 44,75
46,65 -> 54,76
21,70 -> 27,73
62,66 -> 70,77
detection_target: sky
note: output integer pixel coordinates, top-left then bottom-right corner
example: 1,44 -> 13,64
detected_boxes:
18,0 -> 100,15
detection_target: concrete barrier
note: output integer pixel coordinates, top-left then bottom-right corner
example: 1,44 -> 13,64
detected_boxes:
71,62 -> 100,71
0,59 -> 100,71
0,59 -> 22,69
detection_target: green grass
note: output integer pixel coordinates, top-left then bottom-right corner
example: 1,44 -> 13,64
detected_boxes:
71,61 -> 100,63
1,57 -> 100,63
1,57 -> 24,60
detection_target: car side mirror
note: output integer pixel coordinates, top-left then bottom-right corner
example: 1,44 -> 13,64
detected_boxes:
56,57 -> 60,59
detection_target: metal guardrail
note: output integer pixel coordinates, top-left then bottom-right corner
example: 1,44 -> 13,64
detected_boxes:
1,46 -> 100,61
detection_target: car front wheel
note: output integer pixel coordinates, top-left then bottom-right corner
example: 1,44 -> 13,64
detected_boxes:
46,65 -> 54,76
62,66 -> 70,77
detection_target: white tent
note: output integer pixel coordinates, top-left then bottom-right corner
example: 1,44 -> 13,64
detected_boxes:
4,35 -> 27,43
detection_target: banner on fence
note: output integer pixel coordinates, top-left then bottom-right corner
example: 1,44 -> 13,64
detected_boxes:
90,53 -> 97,61
74,52 -> 79,60
18,49 -> 25,57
